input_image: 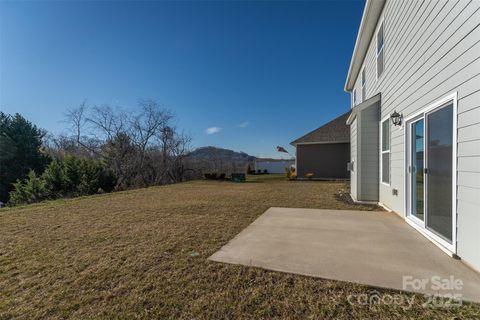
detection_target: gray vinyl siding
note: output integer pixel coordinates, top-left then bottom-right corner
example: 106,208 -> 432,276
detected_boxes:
350,119 -> 358,200
357,105 -> 380,201
350,0 -> 480,269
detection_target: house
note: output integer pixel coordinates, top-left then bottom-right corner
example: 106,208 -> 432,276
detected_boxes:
290,111 -> 350,179
254,158 -> 294,174
345,0 -> 480,272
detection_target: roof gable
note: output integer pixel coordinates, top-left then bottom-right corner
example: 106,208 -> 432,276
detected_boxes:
290,111 -> 351,145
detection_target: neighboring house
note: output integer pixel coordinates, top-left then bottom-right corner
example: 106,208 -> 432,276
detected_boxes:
254,158 -> 294,174
290,111 -> 350,179
345,0 -> 480,271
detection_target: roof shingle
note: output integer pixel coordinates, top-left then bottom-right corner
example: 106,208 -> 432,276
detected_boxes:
290,111 -> 351,145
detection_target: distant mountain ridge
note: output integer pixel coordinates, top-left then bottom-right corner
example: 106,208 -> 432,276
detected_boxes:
187,146 -> 256,162
186,146 -> 256,174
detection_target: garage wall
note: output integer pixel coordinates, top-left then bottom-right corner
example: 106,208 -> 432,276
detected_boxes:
296,143 -> 350,179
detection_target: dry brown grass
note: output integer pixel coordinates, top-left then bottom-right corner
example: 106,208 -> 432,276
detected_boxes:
1,176 -> 479,319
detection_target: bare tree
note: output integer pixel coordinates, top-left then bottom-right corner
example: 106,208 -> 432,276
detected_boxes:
60,100 -> 192,189
158,127 -> 192,183
63,101 -> 102,157
65,101 -> 87,147
87,105 -> 127,141
130,100 -> 174,184
102,132 -> 137,189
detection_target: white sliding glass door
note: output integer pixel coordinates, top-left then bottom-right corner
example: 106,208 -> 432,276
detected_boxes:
406,97 -> 456,252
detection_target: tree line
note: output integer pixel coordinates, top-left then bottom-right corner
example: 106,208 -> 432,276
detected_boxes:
0,100 -> 192,206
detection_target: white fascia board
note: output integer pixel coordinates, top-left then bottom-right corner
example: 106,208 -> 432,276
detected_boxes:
346,112 -> 357,125
344,0 -> 386,92
346,93 -> 382,125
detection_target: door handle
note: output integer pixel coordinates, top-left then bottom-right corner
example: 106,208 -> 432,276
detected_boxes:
424,168 -> 428,174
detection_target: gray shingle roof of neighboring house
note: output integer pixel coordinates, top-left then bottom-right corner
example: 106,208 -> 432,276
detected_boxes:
290,111 -> 351,145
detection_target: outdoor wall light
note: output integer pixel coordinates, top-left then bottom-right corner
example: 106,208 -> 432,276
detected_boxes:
390,111 -> 403,126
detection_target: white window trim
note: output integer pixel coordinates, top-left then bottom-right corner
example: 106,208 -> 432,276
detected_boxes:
402,92 -> 458,255
380,116 -> 390,186
375,18 -> 385,82
361,67 -> 366,102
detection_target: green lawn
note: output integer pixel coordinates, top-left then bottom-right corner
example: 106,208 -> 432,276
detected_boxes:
1,176 -> 478,319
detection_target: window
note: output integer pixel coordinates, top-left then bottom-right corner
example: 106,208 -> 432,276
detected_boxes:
353,89 -> 357,107
361,68 -> 366,101
376,22 -> 384,79
381,118 -> 390,184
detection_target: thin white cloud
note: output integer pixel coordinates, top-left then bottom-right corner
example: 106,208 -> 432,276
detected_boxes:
205,127 -> 222,135
236,121 -> 250,128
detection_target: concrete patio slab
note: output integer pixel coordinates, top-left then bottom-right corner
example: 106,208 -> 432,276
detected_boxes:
209,207 -> 480,303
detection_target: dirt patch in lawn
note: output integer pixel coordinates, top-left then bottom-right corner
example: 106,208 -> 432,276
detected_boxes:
1,177 -> 478,319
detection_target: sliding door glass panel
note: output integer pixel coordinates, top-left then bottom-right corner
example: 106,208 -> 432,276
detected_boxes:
411,119 -> 424,221
426,103 -> 453,242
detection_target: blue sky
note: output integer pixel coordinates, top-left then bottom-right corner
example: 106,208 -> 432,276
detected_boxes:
0,0 -> 363,158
